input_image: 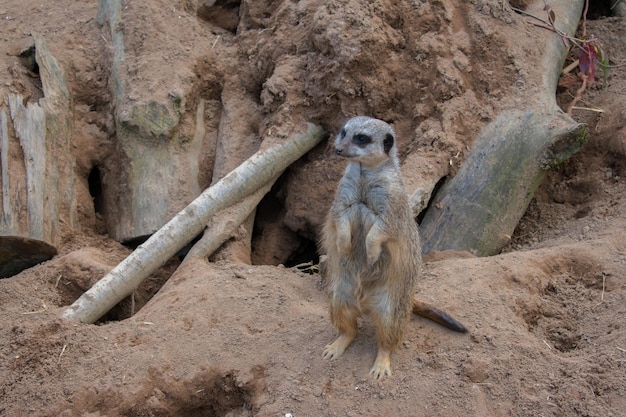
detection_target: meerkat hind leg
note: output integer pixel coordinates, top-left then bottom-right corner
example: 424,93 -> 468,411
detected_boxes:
323,305 -> 358,360
323,333 -> 356,360
370,347 -> 392,378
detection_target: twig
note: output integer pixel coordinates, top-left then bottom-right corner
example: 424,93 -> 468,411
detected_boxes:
293,261 -> 320,274
601,272 -> 606,302
57,344 -> 67,364
211,35 -> 221,49
510,5 -> 585,51
562,59 -> 580,75
21,301 -> 48,315
566,73 -> 588,115
54,274 -> 63,288
570,106 -> 604,113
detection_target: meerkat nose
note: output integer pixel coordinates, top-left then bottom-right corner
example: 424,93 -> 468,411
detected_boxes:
335,148 -> 343,155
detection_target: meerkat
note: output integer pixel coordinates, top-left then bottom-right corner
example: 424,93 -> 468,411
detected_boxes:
321,116 -> 467,379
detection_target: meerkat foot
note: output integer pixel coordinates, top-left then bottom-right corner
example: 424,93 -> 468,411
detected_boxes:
365,242 -> 382,265
337,234 -> 352,258
369,347 -> 392,379
323,334 -> 355,360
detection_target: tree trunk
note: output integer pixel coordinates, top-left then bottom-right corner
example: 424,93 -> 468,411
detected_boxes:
62,123 -> 324,324
96,0 -> 214,243
420,0 -> 587,256
0,33 -> 76,277
206,78 -> 262,263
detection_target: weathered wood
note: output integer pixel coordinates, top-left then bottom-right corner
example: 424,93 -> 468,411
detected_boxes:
184,176 -> 279,262
420,110 -> 587,255
1,33 -> 75,276
96,0 -> 212,242
205,80 -> 262,263
62,123 -> 324,324
420,0 -> 586,256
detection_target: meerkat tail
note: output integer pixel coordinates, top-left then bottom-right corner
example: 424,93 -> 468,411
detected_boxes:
412,299 -> 468,333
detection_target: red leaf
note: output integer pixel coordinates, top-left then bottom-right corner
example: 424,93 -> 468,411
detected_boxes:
579,45 -> 596,84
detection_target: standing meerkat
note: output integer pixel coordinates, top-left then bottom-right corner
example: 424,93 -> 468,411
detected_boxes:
321,116 -> 467,379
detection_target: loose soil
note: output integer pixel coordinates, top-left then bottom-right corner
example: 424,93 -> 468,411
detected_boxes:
1,1 -> 625,416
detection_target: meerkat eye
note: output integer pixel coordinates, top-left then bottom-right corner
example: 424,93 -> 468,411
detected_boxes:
339,128 -> 347,139
383,133 -> 394,154
353,133 -> 372,146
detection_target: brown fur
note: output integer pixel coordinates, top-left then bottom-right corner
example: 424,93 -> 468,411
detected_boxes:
321,116 -> 466,378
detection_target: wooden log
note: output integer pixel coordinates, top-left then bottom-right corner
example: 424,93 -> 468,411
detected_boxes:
62,123 -> 324,324
420,0 -> 586,256
96,0 -> 211,242
0,33 -> 76,276
205,80 -> 262,263
184,176 -> 279,261
420,110 -> 587,255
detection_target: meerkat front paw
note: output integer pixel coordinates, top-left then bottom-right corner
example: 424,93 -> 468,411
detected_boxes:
323,334 -> 355,360
366,241 -> 382,265
365,222 -> 386,265
337,233 -> 352,258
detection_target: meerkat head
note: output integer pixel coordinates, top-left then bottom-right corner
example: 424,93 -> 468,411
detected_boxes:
334,116 -> 397,168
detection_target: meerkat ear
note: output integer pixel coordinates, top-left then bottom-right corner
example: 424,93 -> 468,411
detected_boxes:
383,133 -> 394,154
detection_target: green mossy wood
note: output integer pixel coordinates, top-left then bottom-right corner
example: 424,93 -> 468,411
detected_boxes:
420,0 -> 587,256
420,110 -> 587,256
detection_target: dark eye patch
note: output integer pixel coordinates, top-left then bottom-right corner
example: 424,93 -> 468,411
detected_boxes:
383,133 -> 394,154
339,128 -> 347,139
353,133 -> 372,146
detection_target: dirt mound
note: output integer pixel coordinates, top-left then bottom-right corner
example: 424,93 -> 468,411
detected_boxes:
1,1 -> 625,416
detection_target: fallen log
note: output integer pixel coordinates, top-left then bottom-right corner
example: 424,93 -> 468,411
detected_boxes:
420,0 -> 587,256
184,176 -> 280,262
62,123 -> 324,324
0,33 -> 76,276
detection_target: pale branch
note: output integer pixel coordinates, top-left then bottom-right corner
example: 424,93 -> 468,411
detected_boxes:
62,123 -> 325,324
183,175 -> 280,261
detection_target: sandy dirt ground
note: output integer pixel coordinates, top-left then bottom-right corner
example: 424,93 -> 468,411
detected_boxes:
1,1 -> 625,416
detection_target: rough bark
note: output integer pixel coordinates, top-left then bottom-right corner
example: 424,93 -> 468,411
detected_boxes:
420,0 -> 587,256
0,33 -> 76,276
206,79 -> 262,263
96,0 -> 212,242
62,123 -> 324,324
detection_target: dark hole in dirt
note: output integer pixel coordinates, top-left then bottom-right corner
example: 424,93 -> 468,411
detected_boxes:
417,175 -> 447,224
586,0 -> 615,19
63,367 -> 265,417
197,0 -> 241,33
546,324 -> 581,352
251,172 -> 320,268
88,166 -> 104,215
284,237 -> 320,270
18,44 -> 39,75
508,0 -> 531,10
122,370 -> 256,417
